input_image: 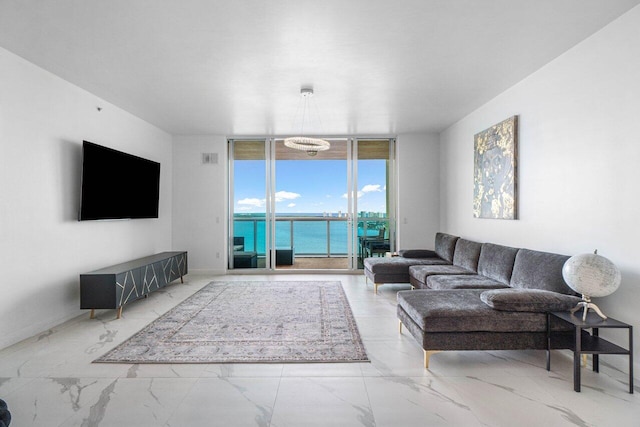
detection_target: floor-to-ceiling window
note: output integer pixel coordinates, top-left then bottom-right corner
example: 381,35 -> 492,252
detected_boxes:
229,140 -> 268,269
228,137 -> 395,270
355,139 -> 395,268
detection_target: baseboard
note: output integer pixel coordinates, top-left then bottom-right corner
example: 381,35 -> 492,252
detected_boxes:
0,309 -> 85,352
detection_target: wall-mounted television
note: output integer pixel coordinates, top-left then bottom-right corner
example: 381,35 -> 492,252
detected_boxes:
79,141 -> 160,221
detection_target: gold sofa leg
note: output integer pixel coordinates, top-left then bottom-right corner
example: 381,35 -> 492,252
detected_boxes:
374,283 -> 380,294
424,350 -> 441,369
399,320 -> 403,334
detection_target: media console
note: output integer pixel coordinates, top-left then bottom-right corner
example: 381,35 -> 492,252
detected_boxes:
80,251 -> 187,319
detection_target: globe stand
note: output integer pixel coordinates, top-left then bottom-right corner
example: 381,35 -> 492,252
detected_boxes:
570,295 -> 607,321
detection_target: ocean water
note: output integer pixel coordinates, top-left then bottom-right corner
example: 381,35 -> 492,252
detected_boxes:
234,214 -> 386,255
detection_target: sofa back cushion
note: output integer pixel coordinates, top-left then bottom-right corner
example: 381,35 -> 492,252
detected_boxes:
434,233 -> 459,263
510,249 -> 576,295
452,238 -> 482,272
477,243 -> 519,285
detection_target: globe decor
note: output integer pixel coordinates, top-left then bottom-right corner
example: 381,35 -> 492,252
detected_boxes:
562,250 -> 621,321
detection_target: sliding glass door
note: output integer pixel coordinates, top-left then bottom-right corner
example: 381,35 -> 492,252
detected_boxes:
354,139 -> 395,268
229,140 -> 268,269
229,138 -> 395,270
272,138 -> 350,269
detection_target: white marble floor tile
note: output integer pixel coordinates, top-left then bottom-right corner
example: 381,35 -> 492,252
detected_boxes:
528,371 -> 640,427
121,363 -> 208,379
1,377 -> 116,427
364,376 -> 482,427
355,316 -> 406,341
446,374 -> 602,427
281,362 -> 365,377
167,377 -> 280,427
201,363 -> 284,378
359,339 -> 433,377
270,377 -> 374,427
60,377 -> 197,427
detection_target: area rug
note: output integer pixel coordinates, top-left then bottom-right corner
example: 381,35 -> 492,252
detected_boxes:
94,281 -> 369,364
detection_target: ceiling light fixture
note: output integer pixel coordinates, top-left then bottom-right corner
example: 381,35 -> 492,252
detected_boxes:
284,88 -> 330,156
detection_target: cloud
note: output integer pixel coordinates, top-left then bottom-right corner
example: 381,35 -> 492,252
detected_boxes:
361,184 -> 382,193
236,191 -> 300,209
342,191 -> 365,199
341,184 -> 383,199
237,198 -> 264,208
287,203 -> 296,208
275,191 -> 301,202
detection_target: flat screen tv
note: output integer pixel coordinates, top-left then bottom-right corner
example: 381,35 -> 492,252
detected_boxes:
79,141 -> 160,220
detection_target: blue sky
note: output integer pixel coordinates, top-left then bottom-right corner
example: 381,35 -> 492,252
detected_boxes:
234,159 -> 387,214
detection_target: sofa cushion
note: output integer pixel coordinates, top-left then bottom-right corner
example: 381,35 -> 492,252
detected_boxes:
409,265 -> 476,287
477,243 -> 519,285
426,275 -> 510,290
480,289 -> 582,312
397,289 -> 549,333
510,249 -> 576,295
452,238 -> 482,272
434,232 -> 459,263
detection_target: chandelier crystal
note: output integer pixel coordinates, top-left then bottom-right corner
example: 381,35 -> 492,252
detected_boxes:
284,136 -> 330,156
284,88 -> 330,156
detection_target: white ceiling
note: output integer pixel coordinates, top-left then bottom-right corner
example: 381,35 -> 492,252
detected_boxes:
1,0 -> 639,136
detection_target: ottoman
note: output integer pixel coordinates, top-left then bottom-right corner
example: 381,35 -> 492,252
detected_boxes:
233,251 -> 257,268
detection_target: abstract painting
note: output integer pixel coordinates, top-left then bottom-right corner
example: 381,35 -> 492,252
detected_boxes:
473,116 -> 518,219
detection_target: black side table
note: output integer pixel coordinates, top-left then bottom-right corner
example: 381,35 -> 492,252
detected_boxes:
547,310 -> 633,393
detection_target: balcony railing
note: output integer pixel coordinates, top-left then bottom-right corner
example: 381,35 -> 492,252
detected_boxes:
233,216 -> 388,258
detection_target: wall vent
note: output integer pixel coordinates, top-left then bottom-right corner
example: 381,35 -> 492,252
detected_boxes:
202,153 -> 218,165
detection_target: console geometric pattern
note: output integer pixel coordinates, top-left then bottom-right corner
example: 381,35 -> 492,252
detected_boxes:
81,251 -> 188,318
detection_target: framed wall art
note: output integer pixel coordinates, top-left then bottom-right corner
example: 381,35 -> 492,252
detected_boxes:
473,115 -> 518,219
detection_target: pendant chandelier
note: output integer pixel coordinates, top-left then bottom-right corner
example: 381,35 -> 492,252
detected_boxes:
284,88 -> 330,156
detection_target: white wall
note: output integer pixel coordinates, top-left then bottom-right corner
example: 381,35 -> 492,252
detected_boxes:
0,47 -> 173,349
396,133 -> 440,249
172,135 -> 228,273
439,6 -> 640,372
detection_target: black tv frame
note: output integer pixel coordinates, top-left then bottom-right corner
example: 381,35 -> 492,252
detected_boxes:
78,141 -> 160,221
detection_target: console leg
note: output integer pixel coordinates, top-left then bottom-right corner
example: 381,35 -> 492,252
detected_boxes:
117,307 -> 123,319
90,309 -> 95,319
180,274 -> 184,284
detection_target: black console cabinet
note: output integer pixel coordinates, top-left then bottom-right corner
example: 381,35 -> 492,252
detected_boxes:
80,251 -> 187,318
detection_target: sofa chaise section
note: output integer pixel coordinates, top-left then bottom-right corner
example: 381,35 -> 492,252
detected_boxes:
397,288 -> 580,368
364,232 -> 458,293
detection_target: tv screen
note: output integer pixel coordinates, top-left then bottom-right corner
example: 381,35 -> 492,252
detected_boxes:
79,141 -> 160,220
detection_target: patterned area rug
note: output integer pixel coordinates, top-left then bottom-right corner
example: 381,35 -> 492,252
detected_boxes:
95,281 -> 369,363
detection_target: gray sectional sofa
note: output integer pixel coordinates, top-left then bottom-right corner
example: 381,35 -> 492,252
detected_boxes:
363,232 -> 582,368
